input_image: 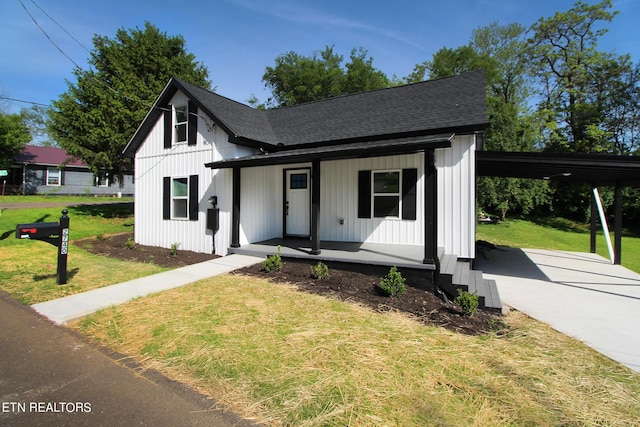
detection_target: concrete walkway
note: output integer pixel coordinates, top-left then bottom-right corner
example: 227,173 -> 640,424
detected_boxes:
32,254 -> 264,325
475,247 -> 640,373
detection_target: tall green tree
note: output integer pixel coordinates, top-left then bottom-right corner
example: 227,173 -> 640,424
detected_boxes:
424,23 -> 551,218
528,0 -> 626,153
0,111 -> 30,169
49,22 -> 210,183
260,46 -> 389,107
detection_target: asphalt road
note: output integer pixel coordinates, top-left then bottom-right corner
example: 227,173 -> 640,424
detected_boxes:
0,290 -> 259,427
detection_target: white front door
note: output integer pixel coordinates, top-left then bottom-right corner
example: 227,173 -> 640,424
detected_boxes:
285,169 -> 311,236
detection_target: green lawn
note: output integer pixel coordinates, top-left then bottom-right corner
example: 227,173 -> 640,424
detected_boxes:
477,217 -> 640,273
0,195 -> 133,203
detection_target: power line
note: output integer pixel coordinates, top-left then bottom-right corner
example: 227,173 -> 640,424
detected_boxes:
30,0 -> 91,54
0,96 -> 50,108
18,0 -> 211,122
18,0 -> 83,70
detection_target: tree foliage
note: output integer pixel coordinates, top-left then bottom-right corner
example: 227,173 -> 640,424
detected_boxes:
0,111 -> 30,169
528,0 -> 639,154
49,22 -> 210,182
260,46 -> 390,107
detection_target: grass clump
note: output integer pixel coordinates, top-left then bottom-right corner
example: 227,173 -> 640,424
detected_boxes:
124,237 -> 136,250
454,288 -> 479,316
170,242 -> 181,256
377,266 -> 406,297
262,245 -> 282,272
310,261 -> 329,280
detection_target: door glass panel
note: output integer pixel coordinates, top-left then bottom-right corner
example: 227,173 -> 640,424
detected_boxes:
290,173 -> 307,189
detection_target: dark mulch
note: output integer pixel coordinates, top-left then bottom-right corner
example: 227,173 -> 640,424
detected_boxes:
73,233 -> 219,268
75,233 -> 506,335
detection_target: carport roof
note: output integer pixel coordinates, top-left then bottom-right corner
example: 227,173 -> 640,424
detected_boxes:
476,151 -> 640,186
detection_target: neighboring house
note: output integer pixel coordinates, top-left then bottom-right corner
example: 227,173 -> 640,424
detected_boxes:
6,145 -> 134,196
124,71 -> 496,305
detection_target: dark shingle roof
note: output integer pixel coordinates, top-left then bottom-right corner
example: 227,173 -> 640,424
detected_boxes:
15,145 -> 87,167
124,70 -> 488,157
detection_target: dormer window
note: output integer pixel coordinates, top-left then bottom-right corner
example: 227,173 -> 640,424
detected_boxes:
174,104 -> 188,143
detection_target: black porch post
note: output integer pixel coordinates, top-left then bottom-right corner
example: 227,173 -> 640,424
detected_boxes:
590,186 -> 597,254
614,181 -> 622,265
231,167 -> 241,248
310,159 -> 321,255
423,149 -> 439,273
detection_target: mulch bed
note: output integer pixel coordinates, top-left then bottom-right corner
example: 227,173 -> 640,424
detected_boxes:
74,233 -> 507,335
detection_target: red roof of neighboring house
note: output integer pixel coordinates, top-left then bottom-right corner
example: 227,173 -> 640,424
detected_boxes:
14,145 -> 88,168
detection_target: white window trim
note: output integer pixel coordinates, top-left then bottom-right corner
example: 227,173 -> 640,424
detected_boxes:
46,167 -> 61,186
174,104 -> 188,144
372,169 -> 401,219
171,176 -> 190,220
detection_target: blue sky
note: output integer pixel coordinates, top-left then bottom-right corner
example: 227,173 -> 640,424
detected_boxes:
1,0 -> 638,115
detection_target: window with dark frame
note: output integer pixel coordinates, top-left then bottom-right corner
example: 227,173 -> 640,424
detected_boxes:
174,105 -> 188,143
172,177 -> 189,219
373,171 -> 400,218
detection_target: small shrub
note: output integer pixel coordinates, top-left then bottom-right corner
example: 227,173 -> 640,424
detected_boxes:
377,266 -> 406,297
454,289 -> 479,316
310,262 -> 329,280
124,237 -> 136,250
170,242 -> 181,256
262,246 -> 282,272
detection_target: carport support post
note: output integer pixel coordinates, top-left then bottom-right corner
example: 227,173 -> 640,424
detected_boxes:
590,186 -> 597,254
614,181 -> 622,265
57,210 -> 69,285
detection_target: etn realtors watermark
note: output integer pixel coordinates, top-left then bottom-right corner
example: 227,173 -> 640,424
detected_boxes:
2,401 -> 91,413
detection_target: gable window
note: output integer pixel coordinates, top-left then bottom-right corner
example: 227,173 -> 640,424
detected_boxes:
47,168 -> 61,186
163,175 -> 199,221
164,101 -> 198,149
174,105 -> 188,143
358,168 -> 417,220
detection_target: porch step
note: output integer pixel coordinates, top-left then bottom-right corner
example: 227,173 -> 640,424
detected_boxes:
438,255 -> 502,311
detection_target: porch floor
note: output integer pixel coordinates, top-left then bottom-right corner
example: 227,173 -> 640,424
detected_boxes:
228,238 -> 438,270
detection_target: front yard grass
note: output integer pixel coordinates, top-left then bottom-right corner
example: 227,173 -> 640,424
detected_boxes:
0,203 -> 165,304
73,274 -> 640,426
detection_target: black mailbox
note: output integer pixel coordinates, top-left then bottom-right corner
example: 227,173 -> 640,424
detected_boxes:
15,210 -> 70,285
16,222 -> 60,240
207,208 -> 219,232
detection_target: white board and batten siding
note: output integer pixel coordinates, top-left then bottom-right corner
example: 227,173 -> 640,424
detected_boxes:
436,134 -> 476,259
237,134 -> 476,260
134,91 -> 257,255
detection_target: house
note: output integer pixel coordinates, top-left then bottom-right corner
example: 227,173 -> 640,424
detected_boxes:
6,145 -> 134,196
124,70 -> 500,306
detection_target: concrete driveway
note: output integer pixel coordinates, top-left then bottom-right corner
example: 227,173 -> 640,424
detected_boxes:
475,247 -> 640,373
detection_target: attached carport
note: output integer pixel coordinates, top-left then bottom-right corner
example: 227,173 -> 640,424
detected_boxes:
476,151 -> 640,264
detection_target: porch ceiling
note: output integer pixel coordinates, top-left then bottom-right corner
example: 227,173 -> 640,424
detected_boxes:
205,134 -> 453,169
477,151 -> 640,187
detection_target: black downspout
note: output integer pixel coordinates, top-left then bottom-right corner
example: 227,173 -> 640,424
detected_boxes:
310,159 -> 321,255
231,167 -> 241,248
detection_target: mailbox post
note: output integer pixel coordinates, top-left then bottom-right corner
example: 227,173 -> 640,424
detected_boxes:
16,210 -> 70,285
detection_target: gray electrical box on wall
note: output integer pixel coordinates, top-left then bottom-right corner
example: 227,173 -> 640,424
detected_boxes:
207,208 -> 219,232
